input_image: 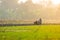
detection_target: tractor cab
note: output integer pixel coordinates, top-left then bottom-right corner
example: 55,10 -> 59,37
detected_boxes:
34,18 -> 42,25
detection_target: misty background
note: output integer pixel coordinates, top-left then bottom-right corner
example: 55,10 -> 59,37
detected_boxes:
0,0 -> 60,24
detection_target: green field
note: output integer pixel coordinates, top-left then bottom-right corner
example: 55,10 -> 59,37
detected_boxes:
0,25 -> 60,40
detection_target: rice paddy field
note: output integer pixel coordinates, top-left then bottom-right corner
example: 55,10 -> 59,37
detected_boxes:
0,25 -> 60,40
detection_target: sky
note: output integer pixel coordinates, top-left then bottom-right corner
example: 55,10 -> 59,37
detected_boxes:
17,0 -> 60,5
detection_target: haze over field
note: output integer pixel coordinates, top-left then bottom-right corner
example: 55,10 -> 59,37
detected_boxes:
0,0 -> 60,23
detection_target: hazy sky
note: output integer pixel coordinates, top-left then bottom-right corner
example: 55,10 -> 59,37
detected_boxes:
17,0 -> 60,5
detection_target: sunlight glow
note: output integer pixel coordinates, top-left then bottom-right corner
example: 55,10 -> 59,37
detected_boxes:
51,0 -> 60,5
17,0 -> 60,6
0,1 -> 2,4
32,0 -> 42,4
18,0 -> 27,4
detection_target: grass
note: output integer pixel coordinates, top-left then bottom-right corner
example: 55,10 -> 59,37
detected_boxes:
0,25 -> 60,40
